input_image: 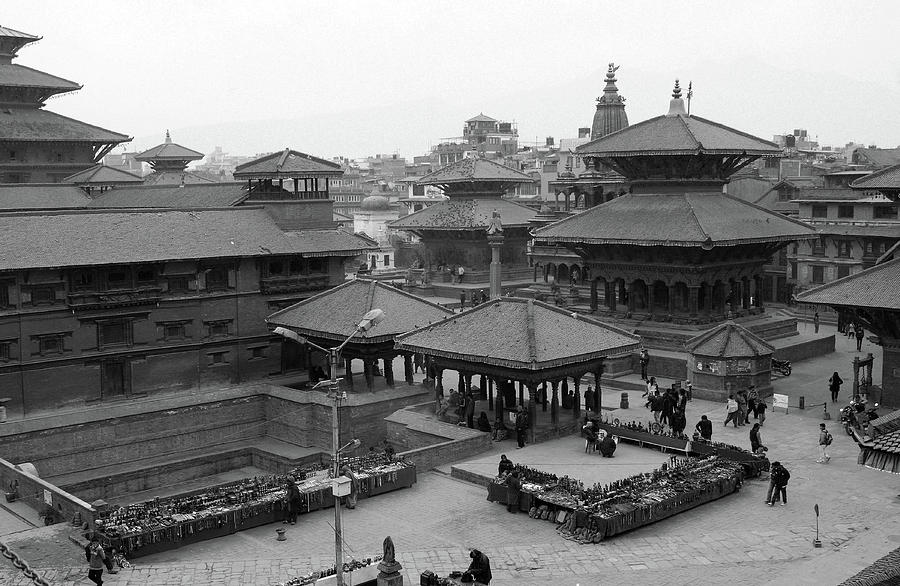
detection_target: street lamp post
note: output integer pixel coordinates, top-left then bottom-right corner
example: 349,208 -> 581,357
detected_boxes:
272,308 -> 384,586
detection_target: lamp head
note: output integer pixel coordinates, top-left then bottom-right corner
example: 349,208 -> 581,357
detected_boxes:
357,308 -> 385,332
272,326 -> 307,344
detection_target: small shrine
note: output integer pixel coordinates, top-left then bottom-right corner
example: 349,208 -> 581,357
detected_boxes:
135,131 -> 211,185
389,157 -> 537,284
684,321 -> 774,401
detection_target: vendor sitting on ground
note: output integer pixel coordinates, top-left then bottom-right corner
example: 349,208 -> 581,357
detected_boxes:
491,419 -> 508,442
497,454 -> 514,476
582,419 -> 599,453
476,411 -> 492,433
464,548 -> 493,585
599,433 -> 617,458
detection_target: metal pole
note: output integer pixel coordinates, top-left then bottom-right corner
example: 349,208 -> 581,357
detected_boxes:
330,346 -> 344,586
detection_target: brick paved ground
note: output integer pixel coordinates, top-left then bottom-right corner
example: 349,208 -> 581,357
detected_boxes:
3,323 -> 898,586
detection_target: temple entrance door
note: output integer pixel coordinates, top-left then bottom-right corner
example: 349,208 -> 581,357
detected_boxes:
652,281 -> 669,313
674,282 -> 690,313
557,264 -> 568,284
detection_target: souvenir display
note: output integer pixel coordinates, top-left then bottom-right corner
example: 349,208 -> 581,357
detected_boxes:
95,457 -> 415,558
275,556 -> 382,586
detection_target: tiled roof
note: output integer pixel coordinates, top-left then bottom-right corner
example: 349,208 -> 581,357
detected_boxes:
141,170 -> 217,185
88,183 -> 248,208
0,208 -> 373,270
871,429 -> 900,455
870,409 -> 900,436
795,257 -> 900,310
134,141 -> 204,162
533,192 -> 817,247
417,158 -> 535,186
851,163 -> 900,190
0,26 -> 40,40
0,107 -> 130,142
233,148 -> 342,178
466,113 -> 497,123
792,188 -> 864,202
838,546 -> 900,585
395,297 -> 640,370
388,197 -> 538,230
577,114 -> 780,157
0,184 -> 91,209
0,64 -> 81,91
266,278 -> 454,345
684,321 -> 774,358
854,147 -> 900,168
813,224 -> 900,238
63,164 -> 144,185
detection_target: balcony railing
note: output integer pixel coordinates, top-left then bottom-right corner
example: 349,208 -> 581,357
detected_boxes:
67,287 -> 163,310
259,274 -> 330,295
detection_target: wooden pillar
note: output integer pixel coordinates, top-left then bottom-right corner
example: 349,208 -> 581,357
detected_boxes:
458,371 -> 465,393
479,374 -> 486,396
607,281 -> 616,311
668,284 -> 676,314
561,378 -> 570,409
754,275 -> 764,308
527,383 -> 538,445
594,368 -> 604,412
703,282 -> 713,313
541,382 -> 548,412
518,381 -> 524,406
403,354 -> 414,385
344,358 -> 354,390
488,378 -> 494,411
435,369 -> 444,394
364,359 -> 375,391
293,178 -> 299,196
383,356 -> 395,387
573,376 -> 581,419
494,386 -> 504,425
551,381 -> 559,427
464,374 -> 473,397
590,279 -> 598,312
689,286 -> 700,315
742,277 -> 751,309
627,281 -> 635,312
647,283 -> 656,313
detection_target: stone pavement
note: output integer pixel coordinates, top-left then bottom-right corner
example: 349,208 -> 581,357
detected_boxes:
3,322 -> 898,586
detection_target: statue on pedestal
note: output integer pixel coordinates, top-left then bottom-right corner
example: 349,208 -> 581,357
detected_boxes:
377,535 -> 403,585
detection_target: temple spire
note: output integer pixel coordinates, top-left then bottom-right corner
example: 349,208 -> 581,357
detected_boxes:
165,129 -> 172,143
667,79 -> 688,117
591,62 -> 629,140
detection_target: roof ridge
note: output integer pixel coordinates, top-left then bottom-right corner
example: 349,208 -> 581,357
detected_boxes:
677,115 -> 702,150
0,63 -> 82,89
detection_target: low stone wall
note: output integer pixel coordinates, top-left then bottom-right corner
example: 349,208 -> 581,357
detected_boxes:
773,334 -> 835,362
399,435 -> 492,473
386,403 -> 493,471
0,457 -> 95,527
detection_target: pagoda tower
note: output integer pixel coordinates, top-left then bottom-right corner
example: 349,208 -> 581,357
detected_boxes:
591,63 -> 629,139
534,80 -> 819,347
389,157 -> 537,284
0,26 -> 130,183
135,131 -> 212,185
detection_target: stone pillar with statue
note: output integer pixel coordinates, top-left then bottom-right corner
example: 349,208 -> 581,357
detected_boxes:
487,209 -> 504,300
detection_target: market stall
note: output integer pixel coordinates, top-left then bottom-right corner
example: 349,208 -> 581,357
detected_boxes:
96,455 -> 415,558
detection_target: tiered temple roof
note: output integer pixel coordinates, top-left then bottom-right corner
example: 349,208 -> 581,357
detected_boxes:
685,321 -> 774,358
234,148 -> 343,179
63,164 -> 144,187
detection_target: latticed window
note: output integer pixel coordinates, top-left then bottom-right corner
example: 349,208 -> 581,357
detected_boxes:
812,238 -> 827,256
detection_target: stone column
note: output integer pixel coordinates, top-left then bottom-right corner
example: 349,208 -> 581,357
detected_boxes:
541,382 -> 548,412
561,378 -> 570,409
435,369 -> 444,395
403,355 -> 414,385
551,381 -> 559,427
488,232 -> 504,300
754,275 -> 764,308
464,374 -> 473,397
458,372 -> 465,393
593,368 -> 604,412
518,381 -> 524,406
344,358 -> 354,390
383,357 -> 395,388
647,283 -> 656,314
689,286 -> 700,316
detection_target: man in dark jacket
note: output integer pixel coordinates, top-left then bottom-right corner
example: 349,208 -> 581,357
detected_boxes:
767,461 -> 790,506
695,415 -> 713,441
466,549 -> 493,584
505,470 -> 521,513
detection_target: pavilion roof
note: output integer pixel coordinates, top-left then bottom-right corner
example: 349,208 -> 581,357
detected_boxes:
0,26 -> 41,40
233,148 -> 342,179
466,113 -> 497,123
395,297 -> 640,371
388,197 -> 537,230
134,135 -> 204,162
88,182 -> 248,208
795,257 -> 900,310
0,208 -> 374,271
851,164 -> 900,191
533,192 -> 817,247
576,113 -> 780,158
0,184 -> 91,210
871,409 -> 900,437
0,63 -> 81,91
684,321 -> 774,358
266,278 -> 454,345
63,164 -> 144,185
141,170 -> 217,186
416,157 -> 535,186
0,107 -> 130,143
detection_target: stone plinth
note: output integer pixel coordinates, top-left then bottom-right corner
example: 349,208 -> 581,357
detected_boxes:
377,559 -> 403,586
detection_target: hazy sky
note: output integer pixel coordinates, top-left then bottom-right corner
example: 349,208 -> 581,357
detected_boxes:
6,1 -> 900,159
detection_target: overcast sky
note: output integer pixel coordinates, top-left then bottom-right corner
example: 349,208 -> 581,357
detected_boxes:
6,1 -> 900,159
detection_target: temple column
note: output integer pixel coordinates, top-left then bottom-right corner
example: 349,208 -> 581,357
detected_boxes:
518,381 -> 524,406
464,374 -> 472,396
647,283 -> 656,313
573,376 -> 581,419
668,284 -> 676,315
383,357 -> 395,387
364,359 -> 375,391
561,378 -> 570,409
458,372 -> 465,393
742,277 -> 751,309
689,285 -> 700,316
590,279 -> 598,312
488,378 -> 494,411
403,354 -> 414,385
488,233 -> 503,299
494,384 -> 504,426
551,381 -> 559,427
593,367 -> 604,412
703,282 -> 713,313
344,358 -> 354,390
435,369 -> 444,395
527,383 -> 538,444
541,382 -> 548,411
627,282 -> 635,312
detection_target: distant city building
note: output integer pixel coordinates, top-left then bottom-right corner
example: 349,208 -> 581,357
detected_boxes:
0,26 -> 130,183
354,195 -> 401,272
193,146 -> 257,181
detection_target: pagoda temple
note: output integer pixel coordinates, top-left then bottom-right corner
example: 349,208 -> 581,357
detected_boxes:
389,157 -> 537,283
135,131 -> 212,185
534,81 -> 818,345
0,26 -> 130,183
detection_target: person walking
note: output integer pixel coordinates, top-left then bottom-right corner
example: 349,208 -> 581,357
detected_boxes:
84,534 -> 110,585
766,461 -> 790,506
639,348 -> 650,381
747,385 -> 759,422
457,265 -> 465,283
724,395 -> 740,427
670,408 -> 687,436
736,390 -> 748,427
813,311 -> 820,333
459,290 -> 466,311
695,415 -> 713,441
817,423 -> 833,463
464,391 -> 476,429
756,397 -> 768,426
828,371 -> 844,403
749,423 -> 763,453
855,324 -> 865,352
505,470 -> 521,514
514,405 -> 528,449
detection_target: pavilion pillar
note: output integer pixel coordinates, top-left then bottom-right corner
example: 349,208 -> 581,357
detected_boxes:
742,277 -> 751,309
494,386 -> 504,426
293,178 -> 299,196
573,376 -> 581,419
479,374 -> 486,396
518,381 -> 524,406
527,383 -> 538,445
364,359 -> 375,391
590,279 -> 598,312
488,378 -> 494,411
464,374 -> 473,398
344,358 -> 354,390
541,382 -> 548,412
754,275 -> 764,308
593,368 -> 604,412
403,354 -> 414,385
689,286 -> 700,316
435,369 -> 444,395
626,281 -> 635,312
550,381 -> 559,427
458,372 -> 465,393
561,378 -> 570,409
668,284 -> 676,315
383,357 -> 395,388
